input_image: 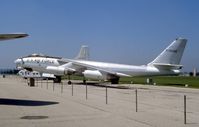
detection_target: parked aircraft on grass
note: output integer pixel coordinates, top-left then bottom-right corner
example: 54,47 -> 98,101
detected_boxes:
15,38 -> 187,84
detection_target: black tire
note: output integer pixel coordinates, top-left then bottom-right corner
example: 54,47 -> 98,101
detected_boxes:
68,81 -> 72,85
83,79 -> 86,84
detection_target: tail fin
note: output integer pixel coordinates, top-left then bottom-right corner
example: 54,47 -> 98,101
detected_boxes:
75,45 -> 89,60
148,38 -> 187,66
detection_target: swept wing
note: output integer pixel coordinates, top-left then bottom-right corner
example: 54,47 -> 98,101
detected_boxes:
60,58 -> 131,77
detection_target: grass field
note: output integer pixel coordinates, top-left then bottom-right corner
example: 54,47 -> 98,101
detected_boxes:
120,76 -> 199,88
63,75 -> 199,88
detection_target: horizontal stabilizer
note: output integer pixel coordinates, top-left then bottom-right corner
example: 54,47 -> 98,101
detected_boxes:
152,63 -> 183,69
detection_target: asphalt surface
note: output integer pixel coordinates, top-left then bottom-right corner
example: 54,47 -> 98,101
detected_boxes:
0,76 -> 199,127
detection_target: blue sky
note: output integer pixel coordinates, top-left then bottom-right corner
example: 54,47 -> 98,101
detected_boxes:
0,0 -> 198,71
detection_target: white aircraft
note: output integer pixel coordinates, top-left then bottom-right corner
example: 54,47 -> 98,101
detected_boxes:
0,33 -> 28,41
18,69 -> 55,79
15,38 -> 187,84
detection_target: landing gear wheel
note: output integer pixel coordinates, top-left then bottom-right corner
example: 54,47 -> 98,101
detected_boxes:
68,80 -> 72,85
68,75 -> 72,85
83,79 -> 86,84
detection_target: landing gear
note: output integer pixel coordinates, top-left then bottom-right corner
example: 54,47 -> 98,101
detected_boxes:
82,77 -> 86,84
68,80 -> 72,85
29,78 -> 35,87
83,79 -> 86,84
68,75 -> 72,85
53,76 -> 61,83
110,78 -> 119,84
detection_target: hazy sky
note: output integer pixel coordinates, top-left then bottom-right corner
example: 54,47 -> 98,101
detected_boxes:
0,0 -> 198,71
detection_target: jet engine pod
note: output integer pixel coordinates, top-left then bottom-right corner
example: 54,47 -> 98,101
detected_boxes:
83,70 -> 105,80
46,66 -> 74,76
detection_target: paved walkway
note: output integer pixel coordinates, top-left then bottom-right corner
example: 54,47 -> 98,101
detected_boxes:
0,76 -> 199,127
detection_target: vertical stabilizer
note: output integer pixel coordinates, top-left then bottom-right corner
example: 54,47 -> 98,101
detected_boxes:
148,38 -> 187,65
75,45 -> 89,60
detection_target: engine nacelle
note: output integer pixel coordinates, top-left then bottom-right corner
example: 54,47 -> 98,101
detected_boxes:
46,66 -> 74,76
83,70 -> 105,80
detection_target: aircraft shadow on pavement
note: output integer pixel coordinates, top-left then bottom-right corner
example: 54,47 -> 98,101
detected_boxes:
75,82 -> 130,89
75,82 -> 100,85
0,98 -> 59,106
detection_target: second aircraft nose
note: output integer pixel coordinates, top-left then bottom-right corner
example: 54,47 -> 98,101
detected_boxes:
14,59 -> 24,69
14,59 -> 22,64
